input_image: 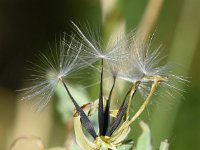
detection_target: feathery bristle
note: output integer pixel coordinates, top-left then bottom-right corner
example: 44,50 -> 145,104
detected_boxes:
19,34 -> 86,111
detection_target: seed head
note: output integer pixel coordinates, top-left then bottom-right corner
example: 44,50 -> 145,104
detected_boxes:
19,34 -> 85,111
71,21 -> 130,65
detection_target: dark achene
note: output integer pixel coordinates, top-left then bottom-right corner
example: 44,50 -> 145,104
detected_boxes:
60,59 -> 138,139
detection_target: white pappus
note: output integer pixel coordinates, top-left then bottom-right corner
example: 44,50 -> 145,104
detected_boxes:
19,35 -> 86,111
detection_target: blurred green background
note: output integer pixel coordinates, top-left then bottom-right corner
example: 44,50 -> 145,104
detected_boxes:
0,0 -> 200,149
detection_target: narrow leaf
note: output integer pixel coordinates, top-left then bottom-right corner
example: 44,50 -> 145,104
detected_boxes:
136,121 -> 152,150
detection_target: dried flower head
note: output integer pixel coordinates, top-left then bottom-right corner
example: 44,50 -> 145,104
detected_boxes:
19,22 -> 186,150
118,37 -> 187,99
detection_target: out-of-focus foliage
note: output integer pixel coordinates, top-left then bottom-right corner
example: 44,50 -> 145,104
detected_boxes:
136,121 -> 152,150
47,148 -> 66,150
136,121 -> 169,150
